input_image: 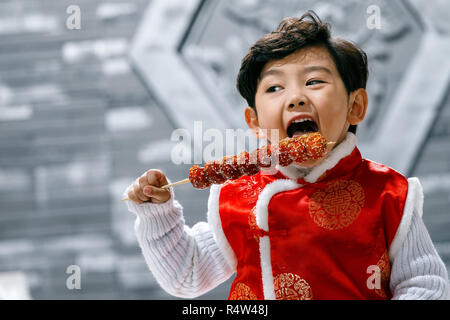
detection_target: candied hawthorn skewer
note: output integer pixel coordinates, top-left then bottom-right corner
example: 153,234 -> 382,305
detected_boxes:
249,144 -> 273,168
121,132 -> 333,199
220,155 -> 242,180
189,164 -> 212,189
189,154 -> 250,189
272,137 -> 294,166
237,151 -> 260,176
204,160 -> 227,184
305,132 -> 330,158
187,132 -> 332,189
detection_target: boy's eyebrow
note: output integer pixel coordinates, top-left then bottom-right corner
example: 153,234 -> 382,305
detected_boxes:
259,69 -> 284,81
259,65 -> 332,81
302,65 -> 333,75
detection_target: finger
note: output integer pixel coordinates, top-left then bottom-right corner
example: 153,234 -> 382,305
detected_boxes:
143,185 -> 170,203
138,175 -> 148,189
133,180 -> 149,202
128,190 -> 143,204
145,170 -> 159,186
156,171 -> 169,188
146,169 -> 168,187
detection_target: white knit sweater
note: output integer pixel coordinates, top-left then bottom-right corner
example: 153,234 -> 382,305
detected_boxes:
124,136 -> 449,300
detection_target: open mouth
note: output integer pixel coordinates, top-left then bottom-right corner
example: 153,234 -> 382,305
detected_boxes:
286,118 -> 319,138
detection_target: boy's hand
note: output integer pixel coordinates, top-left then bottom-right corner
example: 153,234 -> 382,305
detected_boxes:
127,169 -> 171,204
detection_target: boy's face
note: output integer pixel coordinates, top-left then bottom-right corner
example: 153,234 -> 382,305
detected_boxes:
245,45 -> 367,167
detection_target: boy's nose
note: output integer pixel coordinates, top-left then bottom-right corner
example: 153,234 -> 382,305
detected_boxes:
289,101 -> 305,108
286,88 -> 308,109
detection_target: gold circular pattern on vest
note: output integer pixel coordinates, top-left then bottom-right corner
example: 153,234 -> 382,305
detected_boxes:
229,282 -> 258,300
308,180 -> 365,230
375,251 -> 391,298
274,273 -> 313,300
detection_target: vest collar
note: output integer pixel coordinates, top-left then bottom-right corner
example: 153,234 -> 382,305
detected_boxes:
276,132 -> 359,184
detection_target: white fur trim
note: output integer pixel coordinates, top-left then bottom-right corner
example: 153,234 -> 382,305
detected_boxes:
254,179 -> 302,299
259,236 -> 275,300
275,163 -> 308,181
389,177 -> 424,262
207,184 -> 238,270
304,132 -> 357,183
255,179 -> 302,231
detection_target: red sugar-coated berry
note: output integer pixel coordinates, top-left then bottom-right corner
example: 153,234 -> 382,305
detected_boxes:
273,138 -> 293,167
288,136 -> 308,163
304,132 -> 327,159
189,165 -> 211,189
249,145 -> 273,168
204,160 -> 227,184
288,132 -> 327,163
220,155 -> 243,180
237,151 -> 260,176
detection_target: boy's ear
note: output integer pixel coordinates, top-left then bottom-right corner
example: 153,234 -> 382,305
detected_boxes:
244,106 -> 264,138
347,88 -> 368,125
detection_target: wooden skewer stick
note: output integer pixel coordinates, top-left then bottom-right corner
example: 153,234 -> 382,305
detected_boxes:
121,178 -> 190,202
161,178 -> 190,189
122,141 -> 336,202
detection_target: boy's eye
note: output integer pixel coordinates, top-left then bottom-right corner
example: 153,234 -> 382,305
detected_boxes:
306,80 -> 324,86
266,86 -> 282,93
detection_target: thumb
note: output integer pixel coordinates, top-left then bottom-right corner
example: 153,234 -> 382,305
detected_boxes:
143,186 -> 170,203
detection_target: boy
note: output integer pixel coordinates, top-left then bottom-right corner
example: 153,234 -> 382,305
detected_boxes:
124,11 -> 449,299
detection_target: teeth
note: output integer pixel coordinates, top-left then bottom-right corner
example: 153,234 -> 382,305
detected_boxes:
292,118 -> 314,124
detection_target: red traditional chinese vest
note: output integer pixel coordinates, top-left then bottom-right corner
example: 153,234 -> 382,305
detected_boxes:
216,146 -> 409,300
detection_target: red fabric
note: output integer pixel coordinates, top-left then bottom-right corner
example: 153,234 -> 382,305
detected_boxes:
218,147 -> 409,300
219,171 -> 282,299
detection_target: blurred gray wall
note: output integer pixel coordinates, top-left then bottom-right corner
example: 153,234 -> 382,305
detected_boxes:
0,0 -> 449,299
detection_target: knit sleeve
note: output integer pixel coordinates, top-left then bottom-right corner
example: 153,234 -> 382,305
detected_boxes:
389,203 -> 450,300
123,185 -> 234,298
